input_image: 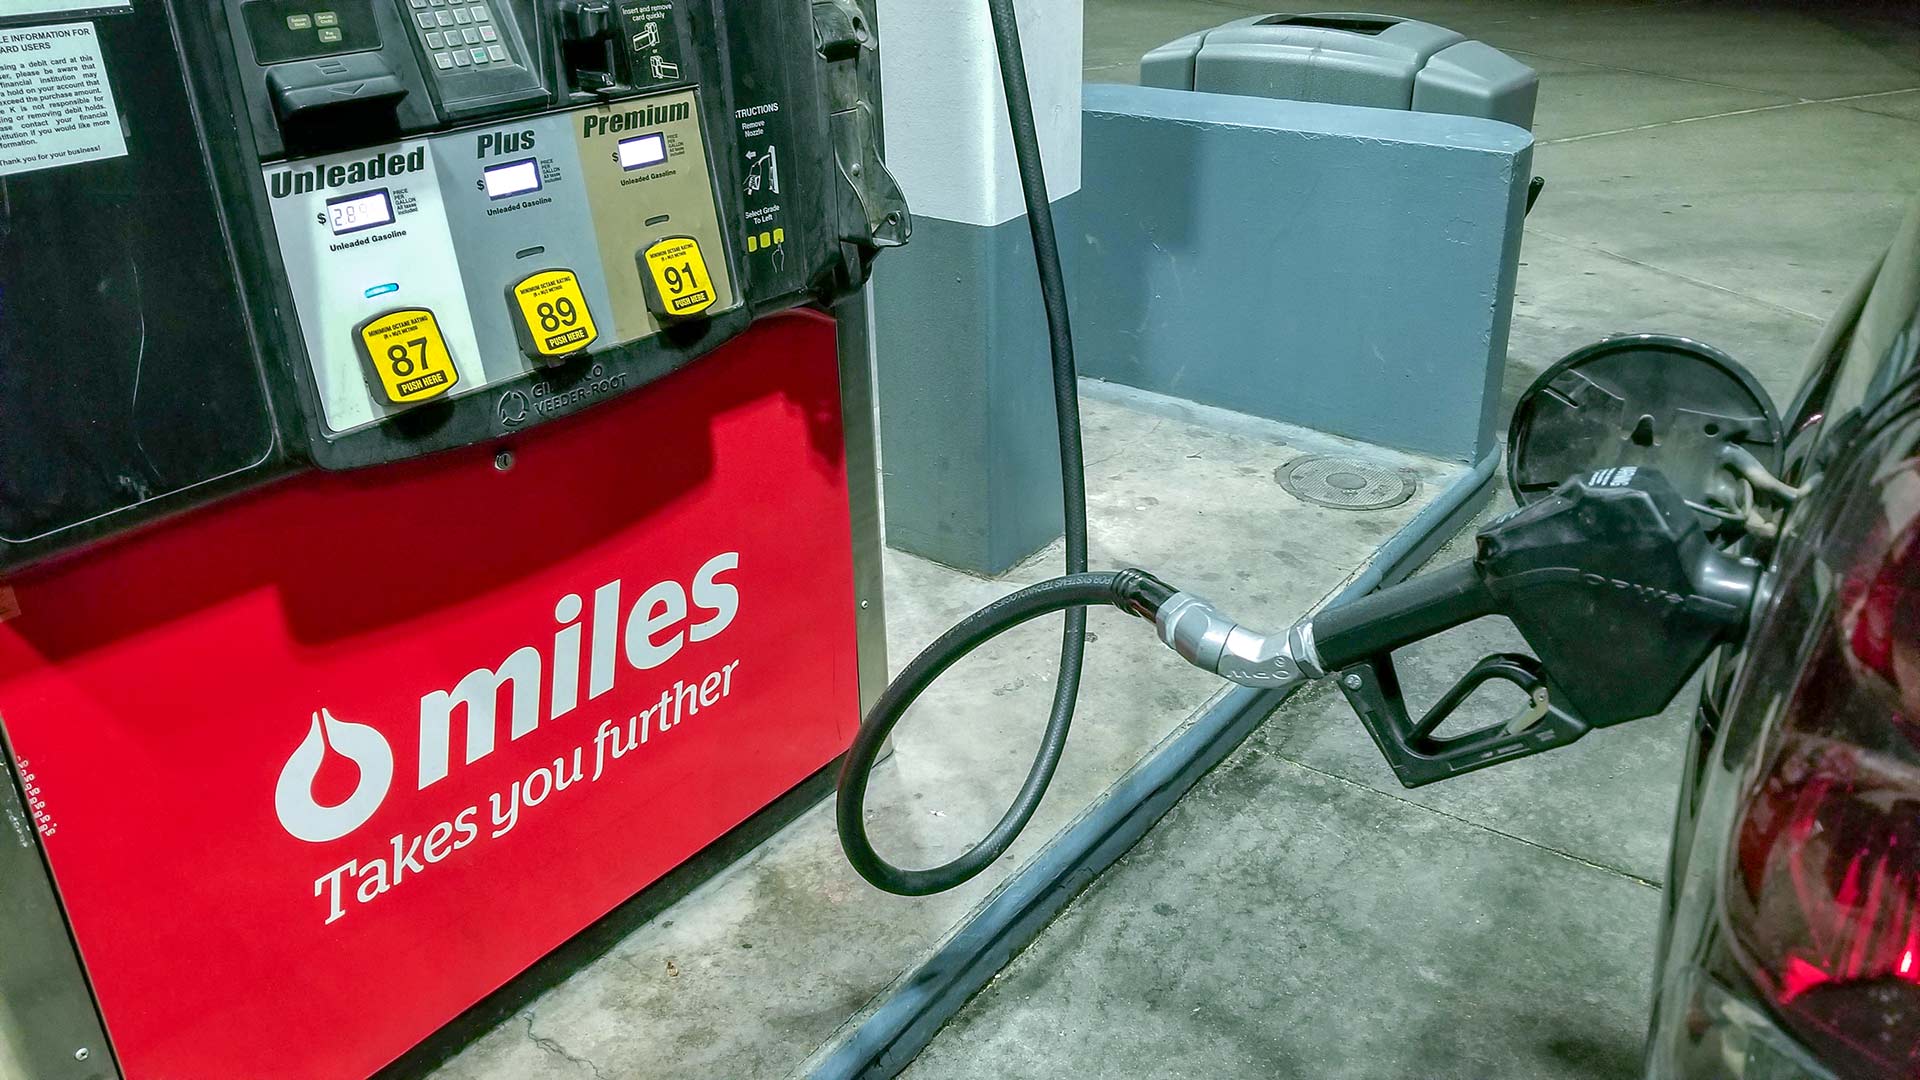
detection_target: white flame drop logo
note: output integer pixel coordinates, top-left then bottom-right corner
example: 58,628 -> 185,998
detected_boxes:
274,708 -> 395,843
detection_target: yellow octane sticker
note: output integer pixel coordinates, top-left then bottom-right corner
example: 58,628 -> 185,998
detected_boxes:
512,269 -> 599,358
643,236 -> 716,317
358,308 -> 458,405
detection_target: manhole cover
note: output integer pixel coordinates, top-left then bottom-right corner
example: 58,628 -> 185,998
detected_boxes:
1276,455 -> 1416,511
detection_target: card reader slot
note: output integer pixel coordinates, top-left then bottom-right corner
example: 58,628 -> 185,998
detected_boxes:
267,52 -> 409,147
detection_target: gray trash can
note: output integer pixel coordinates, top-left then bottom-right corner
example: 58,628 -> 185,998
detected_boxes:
1141,12 -> 1537,130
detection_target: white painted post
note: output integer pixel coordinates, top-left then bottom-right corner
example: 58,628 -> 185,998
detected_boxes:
870,0 -> 1087,574
878,0 -> 1082,229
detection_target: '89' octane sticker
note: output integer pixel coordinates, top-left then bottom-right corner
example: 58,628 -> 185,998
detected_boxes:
356,308 -> 459,405
510,268 -> 599,361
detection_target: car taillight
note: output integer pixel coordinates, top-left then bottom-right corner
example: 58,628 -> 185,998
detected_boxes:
1725,468 -> 1920,1078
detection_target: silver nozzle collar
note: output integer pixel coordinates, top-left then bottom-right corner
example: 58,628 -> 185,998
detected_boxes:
1157,593 -> 1234,671
1155,593 -> 1318,689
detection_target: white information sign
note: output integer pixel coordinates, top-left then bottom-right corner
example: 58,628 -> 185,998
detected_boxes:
0,21 -> 126,178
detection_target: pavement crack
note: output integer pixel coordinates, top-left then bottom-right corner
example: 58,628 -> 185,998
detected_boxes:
1272,754 -> 1662,890
525,1013 -> 613,1080
1525,226 -> 1826,323
1539,84 -> 1920,145
1081,418 -> 1162,470
1508,49 -> 1798,101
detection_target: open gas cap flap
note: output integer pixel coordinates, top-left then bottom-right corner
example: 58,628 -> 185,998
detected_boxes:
1507,334 -> 1784,532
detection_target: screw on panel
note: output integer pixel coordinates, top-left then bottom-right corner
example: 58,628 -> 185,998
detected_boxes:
1343,673 -> 1363,690
494,450 -> 515,472
73,1048 -> 89,1061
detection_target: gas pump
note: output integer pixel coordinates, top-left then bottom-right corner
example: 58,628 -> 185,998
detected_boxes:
0,1 -> 902,1076
0,0 -> 903,531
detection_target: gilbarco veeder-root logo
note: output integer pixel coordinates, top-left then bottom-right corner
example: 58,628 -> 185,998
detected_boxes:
275,552 -> 743,924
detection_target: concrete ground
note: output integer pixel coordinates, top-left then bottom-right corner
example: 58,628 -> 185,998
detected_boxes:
431,389 -> 1468,1079
904,1 -> 1920,1078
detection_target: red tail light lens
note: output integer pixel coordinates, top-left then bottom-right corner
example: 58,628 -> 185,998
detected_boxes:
1726,466 -> 1920,1078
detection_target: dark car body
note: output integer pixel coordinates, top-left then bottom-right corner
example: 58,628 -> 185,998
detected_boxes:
1646,200 -> 1920,1079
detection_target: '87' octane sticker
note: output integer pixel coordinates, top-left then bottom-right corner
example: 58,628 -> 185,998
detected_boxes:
356,308 -> 459,405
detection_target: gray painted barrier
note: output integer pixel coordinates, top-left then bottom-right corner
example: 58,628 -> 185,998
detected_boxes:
1073,82 -> 1530,465
873,83 -> 1527,574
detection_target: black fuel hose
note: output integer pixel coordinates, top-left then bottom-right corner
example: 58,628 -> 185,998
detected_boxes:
837,570 -> 1172,895
834,0 -> 1176,896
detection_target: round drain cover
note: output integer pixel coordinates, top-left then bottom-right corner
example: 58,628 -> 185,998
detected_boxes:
1276,455 -> 1416,511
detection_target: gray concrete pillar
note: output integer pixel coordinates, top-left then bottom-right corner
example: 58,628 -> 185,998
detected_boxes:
872,0 -> 1083,575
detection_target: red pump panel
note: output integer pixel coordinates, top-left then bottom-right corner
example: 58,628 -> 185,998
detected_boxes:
0,311 -> 860,1079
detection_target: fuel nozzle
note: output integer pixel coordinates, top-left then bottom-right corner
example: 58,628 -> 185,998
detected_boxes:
1457,466 -> 1759,720
1145,467 -> 1761,787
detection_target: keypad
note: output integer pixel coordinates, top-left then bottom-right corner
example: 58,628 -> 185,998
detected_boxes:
420,1 -> 505,71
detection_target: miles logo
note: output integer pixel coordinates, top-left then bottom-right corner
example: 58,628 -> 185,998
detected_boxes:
581,100 -> 689,139
269,147 -> 427,198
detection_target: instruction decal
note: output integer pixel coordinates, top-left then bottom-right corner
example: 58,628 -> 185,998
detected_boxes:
735,100 -> 787,270
0,0 -> 130,16
0,21 -> 124,178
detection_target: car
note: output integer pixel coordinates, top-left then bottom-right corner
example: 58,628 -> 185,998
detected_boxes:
1643,195 -> 1920,1079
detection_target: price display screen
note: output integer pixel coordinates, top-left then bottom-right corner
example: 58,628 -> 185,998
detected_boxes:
483,158 -> 543,200
617,133 -> 667,171
324,189 -> 395,236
